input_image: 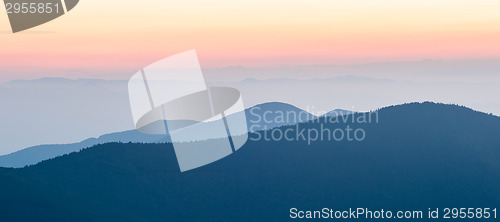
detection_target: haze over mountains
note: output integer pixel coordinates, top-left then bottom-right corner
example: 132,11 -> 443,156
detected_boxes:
1,77 -> 498,156
0,102 -> 498,221
0,102 -> 352,168
0,102 -> 321,168
0,78 -> 132,155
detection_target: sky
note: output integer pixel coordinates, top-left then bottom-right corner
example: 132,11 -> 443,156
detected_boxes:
1,0 -> 500,81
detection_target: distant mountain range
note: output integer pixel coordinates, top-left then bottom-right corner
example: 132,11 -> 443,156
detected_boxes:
0,78 -> 133,155
0,102 -> 350,168
0,102 -> 498,221
3,77 -> 498,156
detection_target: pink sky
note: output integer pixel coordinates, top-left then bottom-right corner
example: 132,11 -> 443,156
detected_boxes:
1,0 -> 500,81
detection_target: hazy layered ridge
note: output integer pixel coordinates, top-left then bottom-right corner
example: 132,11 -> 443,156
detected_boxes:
0,102 -> 320,168
0,78 -> 132,155
0,102 -> 498,221
1,77 -> 498,155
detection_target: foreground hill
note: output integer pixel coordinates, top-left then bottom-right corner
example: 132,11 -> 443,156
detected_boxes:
0,102 -> 498,221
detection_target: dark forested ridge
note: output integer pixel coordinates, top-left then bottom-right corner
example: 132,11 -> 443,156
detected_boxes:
0,102 -> 499,221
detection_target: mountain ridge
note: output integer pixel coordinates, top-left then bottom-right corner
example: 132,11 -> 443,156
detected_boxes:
0,102 -> 498,221
0,102 -> 332,168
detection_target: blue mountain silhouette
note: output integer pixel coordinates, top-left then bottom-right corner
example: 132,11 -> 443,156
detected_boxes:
0,102 -> 321,168
0,102 -> 498,221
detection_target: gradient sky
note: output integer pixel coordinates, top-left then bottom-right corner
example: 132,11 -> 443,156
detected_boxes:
1,0 -> 500,81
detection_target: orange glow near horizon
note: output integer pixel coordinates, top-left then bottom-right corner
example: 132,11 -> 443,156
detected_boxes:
1,0 -> 500,80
